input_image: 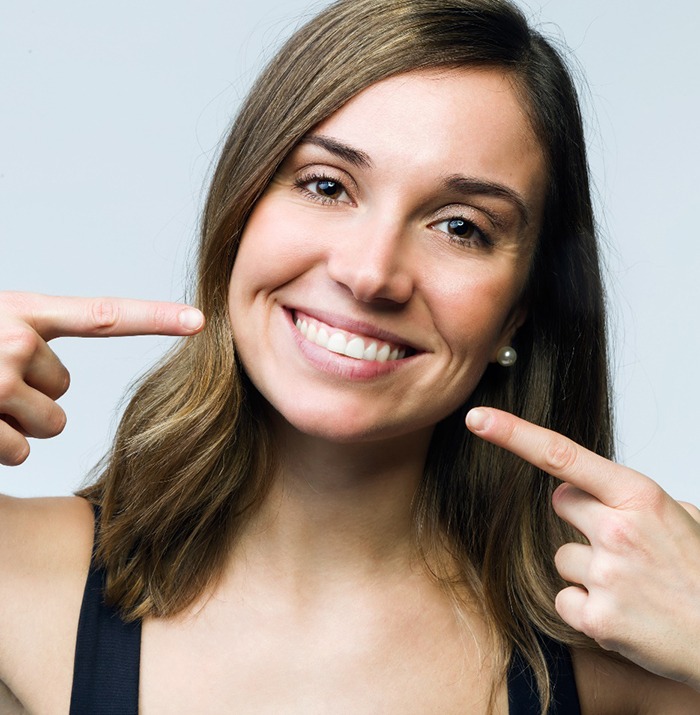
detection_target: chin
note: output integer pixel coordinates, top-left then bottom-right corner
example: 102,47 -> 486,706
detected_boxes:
264,396 -> 427,445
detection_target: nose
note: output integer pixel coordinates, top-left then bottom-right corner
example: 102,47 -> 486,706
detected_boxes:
325,218 -> 414,305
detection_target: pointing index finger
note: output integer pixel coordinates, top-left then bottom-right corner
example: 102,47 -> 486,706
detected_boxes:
9,293 -> 205,340
465,407 -> 646,508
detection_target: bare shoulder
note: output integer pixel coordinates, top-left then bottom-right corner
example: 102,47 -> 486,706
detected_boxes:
573,647 -> 700,715
0,493 -> 95,586
0,494 -> 95,714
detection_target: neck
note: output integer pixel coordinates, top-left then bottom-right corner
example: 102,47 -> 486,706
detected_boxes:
236,419 -> 435,585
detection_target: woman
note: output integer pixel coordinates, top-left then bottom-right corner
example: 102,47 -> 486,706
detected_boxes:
1,0 -> 699,712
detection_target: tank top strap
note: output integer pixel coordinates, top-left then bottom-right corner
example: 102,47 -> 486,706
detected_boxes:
69,503 -> 141,715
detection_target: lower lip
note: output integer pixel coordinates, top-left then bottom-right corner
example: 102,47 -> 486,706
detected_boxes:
283,308 -> 415,380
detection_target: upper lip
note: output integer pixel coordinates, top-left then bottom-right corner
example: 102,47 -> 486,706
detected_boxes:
286,305 -> 427,353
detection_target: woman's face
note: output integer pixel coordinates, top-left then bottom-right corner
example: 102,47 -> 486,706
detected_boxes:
229,68 -> 546,444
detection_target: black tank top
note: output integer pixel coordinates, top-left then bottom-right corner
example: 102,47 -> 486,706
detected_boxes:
69,512 -> 580,714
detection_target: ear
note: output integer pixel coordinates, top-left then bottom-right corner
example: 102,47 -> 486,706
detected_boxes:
491,302 -> 527,363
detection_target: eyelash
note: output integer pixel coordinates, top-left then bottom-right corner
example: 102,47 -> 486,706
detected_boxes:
293,172 -> 493,249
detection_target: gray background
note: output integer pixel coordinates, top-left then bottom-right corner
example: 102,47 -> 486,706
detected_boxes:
1,1 -> 698,501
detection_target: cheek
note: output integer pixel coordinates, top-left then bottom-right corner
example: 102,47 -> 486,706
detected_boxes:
426,264 -> 525,354
230,198 -> 324,299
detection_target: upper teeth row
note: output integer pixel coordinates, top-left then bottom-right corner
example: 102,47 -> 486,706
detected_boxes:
295,318 -> 406,362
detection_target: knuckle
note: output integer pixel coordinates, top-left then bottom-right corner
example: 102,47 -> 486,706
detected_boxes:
0,368 -> 24,404
637,481 -> 666,512
579,603 -> 609,642
588,556 -> 617,589
45,405 -> 67,437
597,513 -> 635,551
45,361 -> 72,401
151,306 -> 167,333
553,546 -> 570,577
57,366 -> 71,397
543,435 -> 579,474
614,478 -> 667,513
554,543 -> 566,565
554,542 -> 572,568
0,379 -> 15,405
2,326 -> 40,363
90,299 -> 119,332
29,397 -> 67,439
2,438 -> 30,467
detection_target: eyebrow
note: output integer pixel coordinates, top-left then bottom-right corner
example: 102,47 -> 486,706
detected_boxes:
442,175 -> 531,228
298,134 -> 532,228
299,134 -> 373,169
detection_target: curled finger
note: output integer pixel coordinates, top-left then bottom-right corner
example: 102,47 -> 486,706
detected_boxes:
551,482 -> 605,542
554,541 -> 592,587
22,336 -> 71,400
0,417 -> 30,466
554,584 -> 589,636
1,384 -> 67,439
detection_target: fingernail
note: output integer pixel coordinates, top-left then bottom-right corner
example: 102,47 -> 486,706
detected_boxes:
178,308 -> 204,332
466,408 -> 491,432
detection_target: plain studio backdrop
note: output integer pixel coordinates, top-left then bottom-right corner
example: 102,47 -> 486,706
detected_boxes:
1,1 -> 698,502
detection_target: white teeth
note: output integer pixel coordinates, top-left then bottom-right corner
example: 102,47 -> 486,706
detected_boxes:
295,315 -> 408,363
376,344 -> 391,362
345,337 -> 365,359
316,327 -> 329,347
296,318 -> 310,338
326,332 -> 347,355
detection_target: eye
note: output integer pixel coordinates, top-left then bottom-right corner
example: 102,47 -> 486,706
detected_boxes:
315,179 -> 344,199
431,217 -> 492,248
295,173 -> 352,205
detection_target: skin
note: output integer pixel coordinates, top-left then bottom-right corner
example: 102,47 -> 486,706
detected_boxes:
0,69 -> 699,713
228,69 -> 540,447
466,407 -> 700,692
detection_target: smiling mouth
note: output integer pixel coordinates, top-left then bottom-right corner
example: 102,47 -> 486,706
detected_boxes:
292,310 -> 415,363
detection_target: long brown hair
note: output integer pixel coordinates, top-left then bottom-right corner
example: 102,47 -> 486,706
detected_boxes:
80,1 -> 612,710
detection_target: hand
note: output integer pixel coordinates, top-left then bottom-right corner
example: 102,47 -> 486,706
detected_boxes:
0,292 -> 205,467
466,406 -> 700,690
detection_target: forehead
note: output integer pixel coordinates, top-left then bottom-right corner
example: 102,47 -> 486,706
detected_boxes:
311,67 -> 547,224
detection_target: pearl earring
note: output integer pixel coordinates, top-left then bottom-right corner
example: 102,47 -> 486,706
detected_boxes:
496,346 -> 517,367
